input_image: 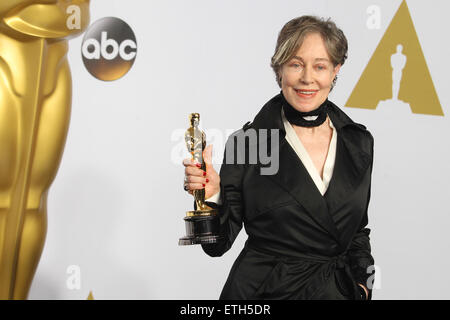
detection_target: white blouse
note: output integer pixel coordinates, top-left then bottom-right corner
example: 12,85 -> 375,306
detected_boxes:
281,108 -> 337,196
205,108 -> 337,204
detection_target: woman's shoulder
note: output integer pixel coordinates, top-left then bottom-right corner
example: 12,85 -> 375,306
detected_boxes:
328,100 -> 374,154
328,100 -> 372,134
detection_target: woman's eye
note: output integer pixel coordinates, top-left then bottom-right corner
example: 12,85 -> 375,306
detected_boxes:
316,65 -> 326,70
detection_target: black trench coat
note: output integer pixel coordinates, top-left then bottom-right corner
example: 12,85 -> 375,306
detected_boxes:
201,93 -> 375,300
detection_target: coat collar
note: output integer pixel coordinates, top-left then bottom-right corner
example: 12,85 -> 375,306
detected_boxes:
250,92 -> 367,133
249,93 -> 371,246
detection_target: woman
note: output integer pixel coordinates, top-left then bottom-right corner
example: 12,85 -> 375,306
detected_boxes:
183,15 -> 374,300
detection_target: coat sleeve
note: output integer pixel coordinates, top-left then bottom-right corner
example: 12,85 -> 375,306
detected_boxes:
348,133 -> 375,300
201,130 -> 246,257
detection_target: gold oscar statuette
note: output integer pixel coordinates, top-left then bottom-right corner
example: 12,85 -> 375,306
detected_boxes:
0,0 -> 90,299
179,113 -> 221,245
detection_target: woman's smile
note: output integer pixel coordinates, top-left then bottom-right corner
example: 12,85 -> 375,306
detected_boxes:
295,88 -> 319,99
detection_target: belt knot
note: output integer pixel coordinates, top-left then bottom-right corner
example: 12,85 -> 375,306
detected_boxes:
334,253 -> 349,269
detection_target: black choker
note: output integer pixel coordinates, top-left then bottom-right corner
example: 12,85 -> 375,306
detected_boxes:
281,90 -> 329,127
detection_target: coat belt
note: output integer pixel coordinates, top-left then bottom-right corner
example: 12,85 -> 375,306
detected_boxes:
245,239 -> 361,299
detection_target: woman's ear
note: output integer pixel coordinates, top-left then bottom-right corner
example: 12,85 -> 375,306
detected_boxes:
330,64 -> 341,91
333,64 -> 341,78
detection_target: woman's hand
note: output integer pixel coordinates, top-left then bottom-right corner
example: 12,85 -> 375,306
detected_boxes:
183,144 -> 220,199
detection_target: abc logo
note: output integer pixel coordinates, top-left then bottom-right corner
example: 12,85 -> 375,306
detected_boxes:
82,17 -> 137,81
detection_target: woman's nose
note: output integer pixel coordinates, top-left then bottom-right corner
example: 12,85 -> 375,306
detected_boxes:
300,66 -> 313,84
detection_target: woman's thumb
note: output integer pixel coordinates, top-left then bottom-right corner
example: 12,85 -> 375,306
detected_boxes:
203,144 -> 213,167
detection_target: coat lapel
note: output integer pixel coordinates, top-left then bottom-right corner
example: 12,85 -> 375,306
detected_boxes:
250,92 -> 371,245
324,105 -> 372,219
265,138 -> 342,244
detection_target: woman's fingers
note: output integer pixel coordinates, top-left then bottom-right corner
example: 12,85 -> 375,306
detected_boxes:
182,156 -> 215,194
185,165 -> 206,177
185,175 -> 207,183
183,157 -> 207,192
182,158 -> 195,167
182,158 -> 202,168
185,173 -> 208,191
185,182 -> 205,190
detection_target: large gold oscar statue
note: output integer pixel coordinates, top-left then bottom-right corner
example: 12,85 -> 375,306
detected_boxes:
0,0 -> 90,299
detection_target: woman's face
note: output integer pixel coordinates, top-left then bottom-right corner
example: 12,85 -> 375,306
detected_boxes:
280,32 -> 341,112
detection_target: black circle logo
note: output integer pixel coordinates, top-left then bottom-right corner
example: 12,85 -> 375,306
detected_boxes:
82,17 -> 137,81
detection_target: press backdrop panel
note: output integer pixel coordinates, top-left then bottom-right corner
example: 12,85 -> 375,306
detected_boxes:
27,0 -> 450,299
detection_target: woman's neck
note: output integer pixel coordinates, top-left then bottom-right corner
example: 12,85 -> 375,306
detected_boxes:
292,116 -> 332,137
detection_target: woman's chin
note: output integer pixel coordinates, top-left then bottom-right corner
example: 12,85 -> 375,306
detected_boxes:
294,95 -> 328,111
292,99 -> 317,112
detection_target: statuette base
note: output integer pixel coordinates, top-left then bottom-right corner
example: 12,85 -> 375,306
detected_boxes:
179,211 -> 221,246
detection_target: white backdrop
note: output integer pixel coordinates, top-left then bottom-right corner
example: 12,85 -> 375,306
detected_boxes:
28,0 -> 450,299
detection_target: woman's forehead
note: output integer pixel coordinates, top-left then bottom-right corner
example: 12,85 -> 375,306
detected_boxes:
291,55 -> 331,63
291,37 -> 332,62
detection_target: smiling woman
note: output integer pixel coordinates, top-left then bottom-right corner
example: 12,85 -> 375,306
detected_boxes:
183,15 -> 375,300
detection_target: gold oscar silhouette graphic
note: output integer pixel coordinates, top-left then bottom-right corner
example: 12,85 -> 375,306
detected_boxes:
179,113 -> 221,246
346,0 -> 443,116
0,0 -> 90,299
